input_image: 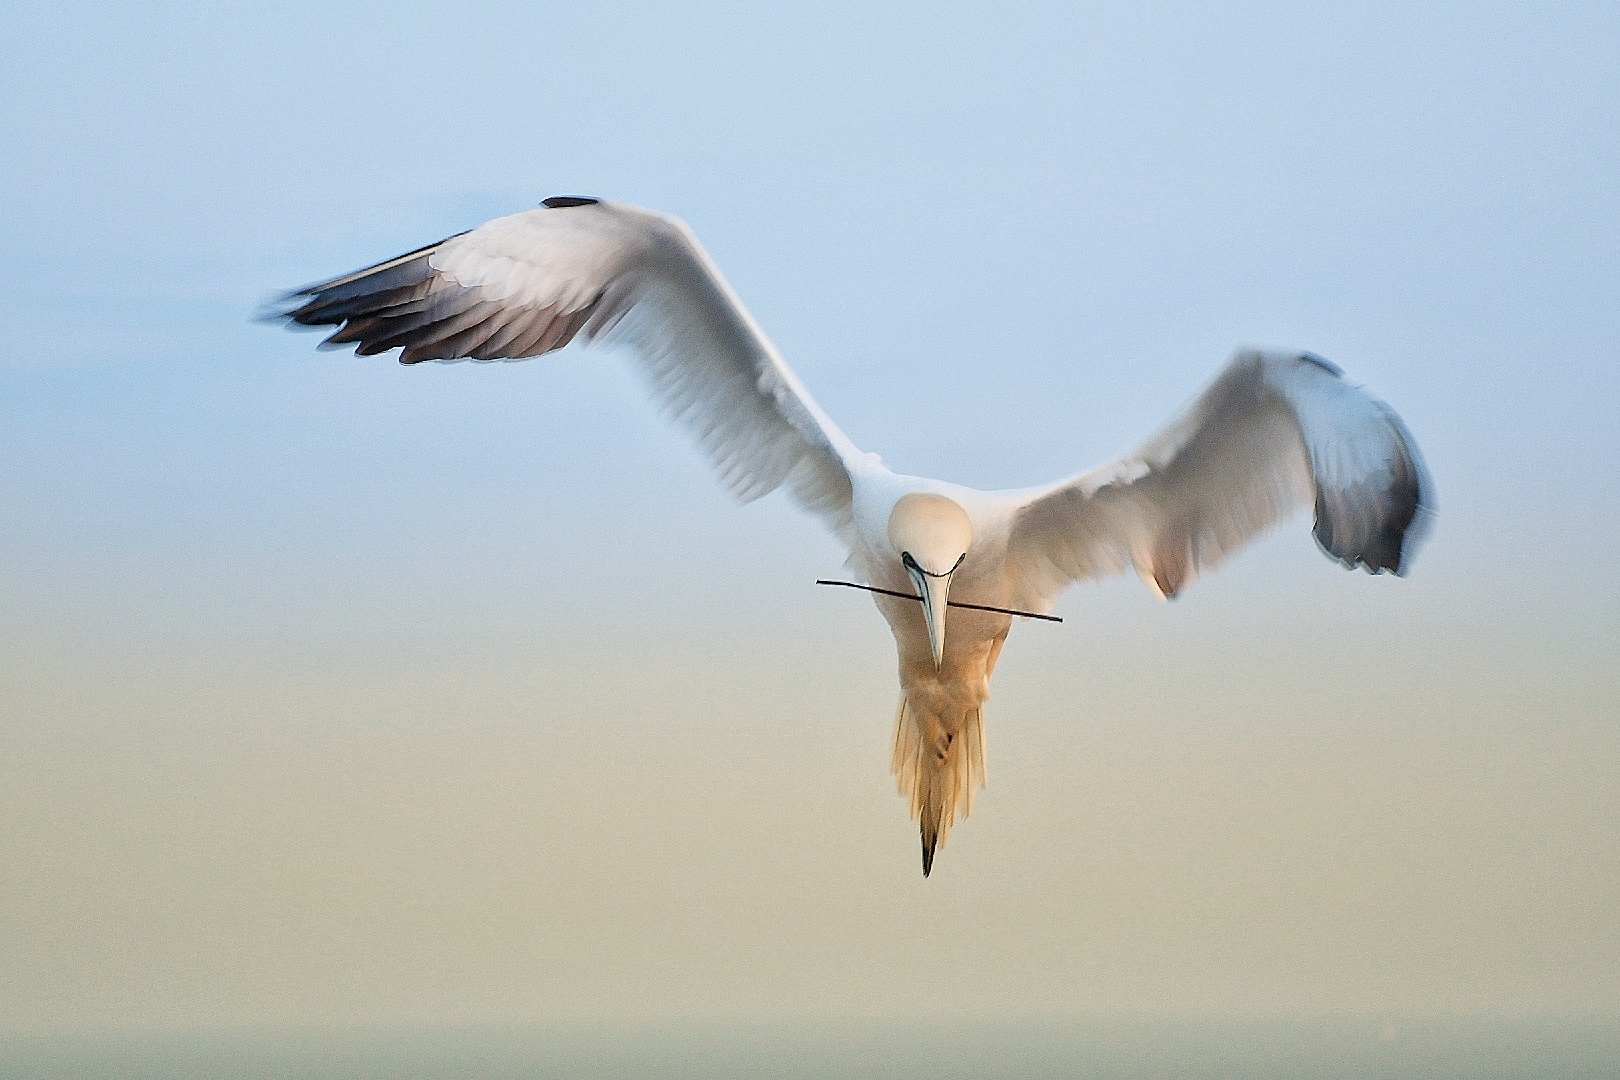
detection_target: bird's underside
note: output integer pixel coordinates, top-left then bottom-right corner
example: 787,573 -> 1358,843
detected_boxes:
274,195 -> 1434,876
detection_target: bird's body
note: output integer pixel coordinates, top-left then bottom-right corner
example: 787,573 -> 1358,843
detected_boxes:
276,197 -> 1432,875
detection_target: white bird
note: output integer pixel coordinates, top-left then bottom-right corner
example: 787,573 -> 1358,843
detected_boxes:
276,197 -> 1433,876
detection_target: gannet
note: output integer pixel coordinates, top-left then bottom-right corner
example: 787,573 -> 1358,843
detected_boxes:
274,197 -> 1433,875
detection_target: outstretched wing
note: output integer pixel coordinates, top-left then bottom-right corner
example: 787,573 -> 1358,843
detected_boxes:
1005,349 -> 1433,610
274,197 -> 861,539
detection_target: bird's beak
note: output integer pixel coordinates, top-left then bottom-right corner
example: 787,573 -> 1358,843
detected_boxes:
904,556 -> 954,670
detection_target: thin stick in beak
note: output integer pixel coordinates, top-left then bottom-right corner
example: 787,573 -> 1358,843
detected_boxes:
813,580 -> 1063,623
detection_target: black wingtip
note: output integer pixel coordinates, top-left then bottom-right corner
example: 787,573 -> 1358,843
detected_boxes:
253,296 -> 300,326
921,831 -> 936,877
1311,399 -> 1436,578
542,195 -> 600,208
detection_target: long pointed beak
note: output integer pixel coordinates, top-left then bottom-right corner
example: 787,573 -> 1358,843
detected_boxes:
905,559 -> 953,670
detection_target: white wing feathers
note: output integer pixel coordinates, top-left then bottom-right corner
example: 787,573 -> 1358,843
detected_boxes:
1006,349 -> 1432,609
278,198 -> 859,538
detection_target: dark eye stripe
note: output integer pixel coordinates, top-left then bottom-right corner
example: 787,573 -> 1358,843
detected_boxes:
902,552 -> 964,577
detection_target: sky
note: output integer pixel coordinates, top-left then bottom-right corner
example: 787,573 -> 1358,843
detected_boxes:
1,0 -> 1617,1041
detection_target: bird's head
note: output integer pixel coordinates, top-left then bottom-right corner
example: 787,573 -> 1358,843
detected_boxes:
887,493 -> 974,670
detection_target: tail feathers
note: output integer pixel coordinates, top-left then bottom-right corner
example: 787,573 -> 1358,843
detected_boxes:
891,694 -> 986,876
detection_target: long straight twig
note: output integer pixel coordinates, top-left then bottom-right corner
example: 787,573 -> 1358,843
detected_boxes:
815,580 -> 1062,623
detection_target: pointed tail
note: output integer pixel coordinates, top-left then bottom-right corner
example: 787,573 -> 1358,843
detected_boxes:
891,694 -> 986,876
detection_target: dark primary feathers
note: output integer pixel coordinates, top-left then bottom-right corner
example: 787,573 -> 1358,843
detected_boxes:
1007,349 -> 1433,607
272,197 -> 861,540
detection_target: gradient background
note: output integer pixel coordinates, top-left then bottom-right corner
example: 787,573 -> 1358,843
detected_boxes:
2,1 -> 1617,1073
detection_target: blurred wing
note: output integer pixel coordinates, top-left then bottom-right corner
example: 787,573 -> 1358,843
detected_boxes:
275,197 -> 860,539
1006,349 -> 1433,609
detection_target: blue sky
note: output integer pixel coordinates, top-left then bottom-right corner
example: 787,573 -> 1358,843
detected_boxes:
1,2 -> 1617,1034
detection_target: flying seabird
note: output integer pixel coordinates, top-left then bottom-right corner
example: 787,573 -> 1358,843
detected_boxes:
273,196 -> 1433,876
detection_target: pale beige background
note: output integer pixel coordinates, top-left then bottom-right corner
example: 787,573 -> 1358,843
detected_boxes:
2,0 -> 1617,1041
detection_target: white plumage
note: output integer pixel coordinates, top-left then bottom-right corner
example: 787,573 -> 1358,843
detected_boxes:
276,197 -> 1433,876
